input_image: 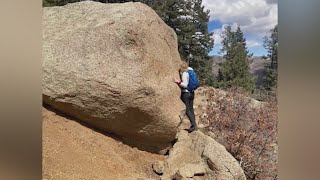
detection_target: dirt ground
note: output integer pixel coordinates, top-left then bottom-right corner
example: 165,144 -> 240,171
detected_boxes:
42,87 -> 211,180
42,107 -> 165,180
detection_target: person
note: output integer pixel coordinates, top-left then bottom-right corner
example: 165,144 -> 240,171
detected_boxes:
174,61 -> 198,132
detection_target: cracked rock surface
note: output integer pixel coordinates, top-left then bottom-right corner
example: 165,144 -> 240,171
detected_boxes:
154,130 -> 246,180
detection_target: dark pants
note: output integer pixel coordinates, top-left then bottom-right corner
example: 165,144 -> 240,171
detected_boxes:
181,92 -> 197,128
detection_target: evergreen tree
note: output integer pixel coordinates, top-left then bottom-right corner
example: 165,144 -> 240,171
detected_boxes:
186,0 -> 214,82
122,0 -> 213,83
263,25 -> 278,91
217,68 -> 223,82
219,25 -> 255,93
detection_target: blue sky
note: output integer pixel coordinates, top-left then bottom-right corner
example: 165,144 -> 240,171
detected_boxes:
202,0 -> 278,57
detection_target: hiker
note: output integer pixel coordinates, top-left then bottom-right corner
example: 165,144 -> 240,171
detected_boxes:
174,61 -> 199,132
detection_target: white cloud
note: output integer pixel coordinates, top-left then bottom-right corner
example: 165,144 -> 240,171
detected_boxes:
211,23 -> 238,46
210,23 -> 263,56
211,30 -> 223,45
211,24 -> 260,47
202,0 -> 278,36
246,40 -> 261,47
203,0 -> 277,55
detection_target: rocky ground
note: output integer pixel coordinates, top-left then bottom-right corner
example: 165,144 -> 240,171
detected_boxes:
42,87 -> 210,180
42,107 -> 165,180
42,87 -> 249,180
42,88 -> 210,180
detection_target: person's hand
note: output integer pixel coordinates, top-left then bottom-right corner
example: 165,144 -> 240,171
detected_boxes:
174,77 -> 181,84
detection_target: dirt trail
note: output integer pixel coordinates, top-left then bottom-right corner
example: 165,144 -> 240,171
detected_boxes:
42,107 -> 164,180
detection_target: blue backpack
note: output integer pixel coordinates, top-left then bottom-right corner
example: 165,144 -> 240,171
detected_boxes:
187,69 -> 199,92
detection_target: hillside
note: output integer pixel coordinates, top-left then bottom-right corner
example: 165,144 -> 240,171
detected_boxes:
210,56 -> 271,86
43,107 -> 165,180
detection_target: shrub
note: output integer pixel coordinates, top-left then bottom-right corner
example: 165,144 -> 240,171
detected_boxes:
203,87 -> 277,179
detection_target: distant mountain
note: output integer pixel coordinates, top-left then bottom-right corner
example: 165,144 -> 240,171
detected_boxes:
210,56 -> 271,86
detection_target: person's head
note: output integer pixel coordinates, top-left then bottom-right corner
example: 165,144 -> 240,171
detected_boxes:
179,60 -> 189,74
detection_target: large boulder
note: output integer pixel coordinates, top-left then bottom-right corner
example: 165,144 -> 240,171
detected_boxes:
42,1 -> 184,153
155,130 -> 246,180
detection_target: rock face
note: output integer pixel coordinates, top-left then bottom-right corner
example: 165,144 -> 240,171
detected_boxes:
156,130 -> 246,180
42,1 -> 184,153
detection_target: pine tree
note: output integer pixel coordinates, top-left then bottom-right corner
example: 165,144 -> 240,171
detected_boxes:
219,25 -> 255,93
146,0 -> 214,83
186,0 -> 214,82
217,68 -> 223,81
263,25 -> 278,91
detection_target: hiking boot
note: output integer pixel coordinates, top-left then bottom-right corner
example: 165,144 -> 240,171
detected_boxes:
186,126 -> 198,133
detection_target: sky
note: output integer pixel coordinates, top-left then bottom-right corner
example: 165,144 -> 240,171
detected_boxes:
202,0 -> 278,57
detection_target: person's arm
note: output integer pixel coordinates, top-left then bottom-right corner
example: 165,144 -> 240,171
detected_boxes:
174,70 -> 182,86
180,72 -> 189,88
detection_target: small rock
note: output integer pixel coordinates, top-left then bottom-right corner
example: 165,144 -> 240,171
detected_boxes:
152,161 -> 166,175
159,146 -> 171,155
178,163 -> 206,178
201,113 -> 207,119
207,131 -> 216,139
